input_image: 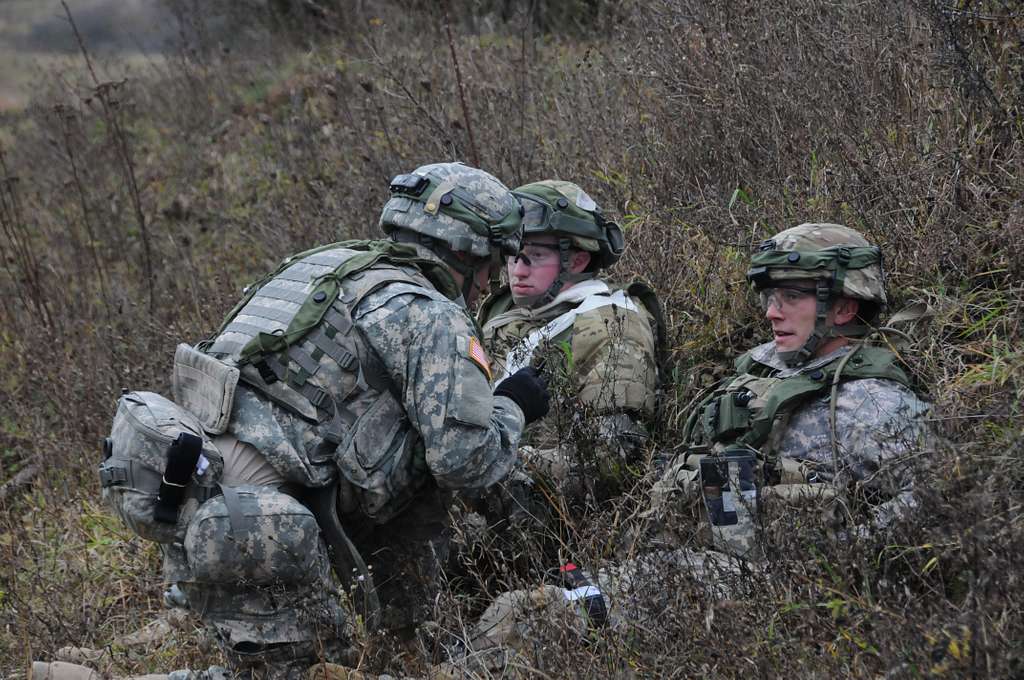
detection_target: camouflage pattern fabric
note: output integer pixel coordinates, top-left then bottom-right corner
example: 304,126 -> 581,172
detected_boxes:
179,486 -> 349,676
379,162 -> 522,259
164,243 -> 526,675
454,336 -> 927,660
747,342 -> 928,527
225,243 -> 525,515
755,222 -> 886,304
480,279 -> 658,496
651,342 -> 929,535
482,280 -> 658,415
453,548 -> 745,661
346,245 -> 524,491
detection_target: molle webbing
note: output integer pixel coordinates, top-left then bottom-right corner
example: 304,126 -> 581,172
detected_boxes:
204,240 -> 458,361
204,244 -> 431,432
689,346 -> 911,453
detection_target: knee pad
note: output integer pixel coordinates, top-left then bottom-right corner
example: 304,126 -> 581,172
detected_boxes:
182,486 -> 349,661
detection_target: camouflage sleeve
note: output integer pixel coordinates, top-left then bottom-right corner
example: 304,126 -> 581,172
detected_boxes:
831,378 -> 930,527
356,291 -> 525,490
569,303 -> 658,419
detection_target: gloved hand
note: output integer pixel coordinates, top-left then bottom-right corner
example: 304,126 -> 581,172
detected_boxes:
494,367 -> 550,425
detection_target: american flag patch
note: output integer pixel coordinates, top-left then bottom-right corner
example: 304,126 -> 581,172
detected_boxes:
467,336 -> 492,381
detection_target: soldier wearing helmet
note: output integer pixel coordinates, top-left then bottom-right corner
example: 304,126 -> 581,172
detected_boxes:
477,180 -> 664,504
427,224 -> 930,669
653,222 -> 930,537
81,162 -> 551,679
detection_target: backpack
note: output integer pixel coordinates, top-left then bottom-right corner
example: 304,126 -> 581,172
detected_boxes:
99,391 -> 223,544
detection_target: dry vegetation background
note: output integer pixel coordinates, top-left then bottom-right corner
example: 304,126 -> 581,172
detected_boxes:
0,0 -> 1022,677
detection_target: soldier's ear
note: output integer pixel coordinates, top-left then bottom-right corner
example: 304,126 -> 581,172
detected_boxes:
832,297 -> 860,326
569,250 -> 591,274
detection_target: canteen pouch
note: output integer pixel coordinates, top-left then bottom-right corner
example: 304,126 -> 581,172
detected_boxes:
184,486 -> 321,585
172,343 -> 240,435
99,391 -> 223,544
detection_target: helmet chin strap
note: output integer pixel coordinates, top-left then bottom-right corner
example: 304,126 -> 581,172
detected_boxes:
512,237 -> 593,309
778,248 -> 871,367
778,278 -> 833,368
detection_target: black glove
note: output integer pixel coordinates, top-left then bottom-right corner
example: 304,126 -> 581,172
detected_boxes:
494,366 -> 550,425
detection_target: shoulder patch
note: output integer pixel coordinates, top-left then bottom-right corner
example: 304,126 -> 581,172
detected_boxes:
468,336 -> 492,381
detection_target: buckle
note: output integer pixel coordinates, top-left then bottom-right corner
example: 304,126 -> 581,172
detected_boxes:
99,463 -> 128,487
255,359 -> 278,385
309,388 -> 330,409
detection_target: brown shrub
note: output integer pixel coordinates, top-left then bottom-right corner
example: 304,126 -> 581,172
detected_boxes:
0,0 -> 1021,676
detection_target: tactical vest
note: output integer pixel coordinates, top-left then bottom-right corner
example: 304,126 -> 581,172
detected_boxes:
196,241 -> 454,521
682,344 -> 911,485
481,281 -> 667,380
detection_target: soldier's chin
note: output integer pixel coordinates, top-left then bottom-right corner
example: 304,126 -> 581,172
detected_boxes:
511,289 -> 544,308
773,335 -> 800,352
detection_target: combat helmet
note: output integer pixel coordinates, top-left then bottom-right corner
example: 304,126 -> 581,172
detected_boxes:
746,223 -> 886,366
380,162 -> 523,301
510,180 -> 625,307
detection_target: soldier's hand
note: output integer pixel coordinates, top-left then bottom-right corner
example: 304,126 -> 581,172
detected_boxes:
494,367 -> 550,425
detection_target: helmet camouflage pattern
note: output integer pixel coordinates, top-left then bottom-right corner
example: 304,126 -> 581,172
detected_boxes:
379,162 -> 523,260
746,223 -> 886,305
513,180 -> 625,271
746,223 -> 887,367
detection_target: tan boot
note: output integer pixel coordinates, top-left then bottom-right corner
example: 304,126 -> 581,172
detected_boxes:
31,661 -> 169,680
30,662 -> 102,680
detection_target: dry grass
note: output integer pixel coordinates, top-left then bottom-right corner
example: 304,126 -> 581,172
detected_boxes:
0,0 -> 1021,677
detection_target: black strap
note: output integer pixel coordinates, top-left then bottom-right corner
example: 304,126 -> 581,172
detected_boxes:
153,433 -> 204,524
301,484 -> 382,630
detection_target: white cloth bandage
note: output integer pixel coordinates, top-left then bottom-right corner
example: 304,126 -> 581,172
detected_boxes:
502,284 -> 639,377
563,585 -> 603,602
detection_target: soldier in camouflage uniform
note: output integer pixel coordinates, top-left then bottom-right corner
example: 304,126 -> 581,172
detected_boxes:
651,222 -> 929,533
59,162 -> 553,680
444,223 -> 930,660
476,180 -> 663,505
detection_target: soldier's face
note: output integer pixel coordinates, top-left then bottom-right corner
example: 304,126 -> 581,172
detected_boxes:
506,235 -> 590,303
763,283 -> 820,353
763,282 -> 859,356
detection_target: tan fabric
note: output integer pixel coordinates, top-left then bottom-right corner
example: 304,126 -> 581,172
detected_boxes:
483,283 -> 658,419
213,433 -> 286,488
570,301 -> 658,416
466,548 -> 747,656
30,663 -> 169,680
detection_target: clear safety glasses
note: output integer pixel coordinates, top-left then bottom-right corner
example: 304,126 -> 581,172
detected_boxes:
758,286 -> 817,312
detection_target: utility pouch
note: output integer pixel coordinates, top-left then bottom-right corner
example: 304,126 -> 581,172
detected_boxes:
700,448 -> 762,561
154,432 -> 204,524
100,391 -> 222,544
172,343 -> 240,435
703,392 -> 752,443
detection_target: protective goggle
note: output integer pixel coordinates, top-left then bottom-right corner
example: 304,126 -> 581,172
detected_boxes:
513,192 -> 624,256
757,285 -> 818,312
507,242 -> 561,267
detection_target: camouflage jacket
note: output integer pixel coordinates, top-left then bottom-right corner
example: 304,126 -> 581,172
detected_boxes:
208,242 -> 525,522
655,341 -> 929,528
478,279 -> 660,492
480,278 -> 660,421
747,342 -> 928,525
